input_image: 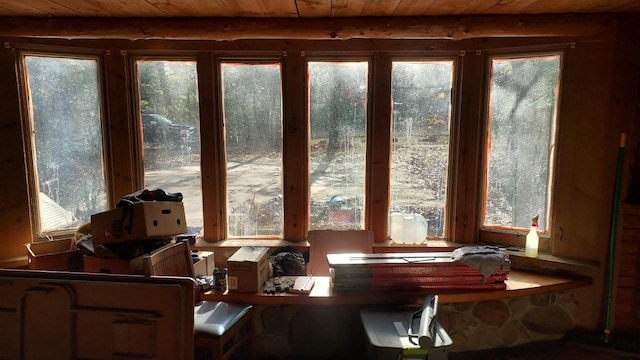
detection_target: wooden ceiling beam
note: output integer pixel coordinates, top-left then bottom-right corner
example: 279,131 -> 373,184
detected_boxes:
0,14 -> 616,41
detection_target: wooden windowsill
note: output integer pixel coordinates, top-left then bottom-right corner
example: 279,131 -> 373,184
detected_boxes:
0,255 -> 28,269
200,269 -> 593,306
194,239 -> 599,277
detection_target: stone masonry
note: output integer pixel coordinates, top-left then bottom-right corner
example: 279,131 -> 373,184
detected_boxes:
251,290 -> 578,358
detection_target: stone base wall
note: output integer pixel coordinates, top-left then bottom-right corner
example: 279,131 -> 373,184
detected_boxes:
252,290 -> 578,358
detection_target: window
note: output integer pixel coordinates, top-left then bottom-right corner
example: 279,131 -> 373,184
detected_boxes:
308,61 -> 368,230
482,53 -> 561,235
22,54 -> 108,234
221,62 -> 283,238
13,41 -> 570,249
390,60 -> 454,243
136,59 -> 203,234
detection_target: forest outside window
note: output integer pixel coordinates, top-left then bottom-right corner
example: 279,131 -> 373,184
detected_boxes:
135,59 -> 203,235
481,53 -> 561,246
389,60 -> 454,243
308,61 -> 368,231
221,62 -> 284,238
21,54 -> 108,236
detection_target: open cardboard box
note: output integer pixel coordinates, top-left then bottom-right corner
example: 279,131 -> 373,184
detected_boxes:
26,238 -> 84,271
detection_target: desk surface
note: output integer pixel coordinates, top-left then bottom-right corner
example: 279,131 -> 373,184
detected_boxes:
200,269 -> 592,306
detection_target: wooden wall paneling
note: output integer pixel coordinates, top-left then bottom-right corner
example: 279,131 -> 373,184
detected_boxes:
616,205 -> 640,331
426,0 -> 493,15
0,46 -> 34,259
296,0 -> 332,17
0,15 -> 617,41
103,50 -> 137,204
75,0 -> 167,17
519,0 -> 596,14
610,14 -> 640,333
361,0 -> 402,16
330,0 -> 366,17
392,0 -> 435,16
144,0 -> 203,17
0,0 -> 639,18
198,52 -> 224,242
171,0 -> 233,16
367,53 -> 392,243
238,0 -> 299,17
0,0 -> 64,16
452,50 -> 483,244
283,51 -> 308,242
456,0 -> 518,15
551,41 -> 618,261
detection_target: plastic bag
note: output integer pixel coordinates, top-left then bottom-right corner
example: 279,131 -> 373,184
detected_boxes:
270,246 -> 307,277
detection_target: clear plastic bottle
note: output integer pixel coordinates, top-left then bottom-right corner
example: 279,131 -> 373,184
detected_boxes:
525,215 -> 539,258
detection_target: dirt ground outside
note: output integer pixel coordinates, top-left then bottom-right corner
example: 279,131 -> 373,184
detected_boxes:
144,143 -> 447,237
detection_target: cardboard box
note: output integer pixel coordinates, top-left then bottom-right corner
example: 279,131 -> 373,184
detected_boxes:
91,201 -> 186,246
193,251 -> 215,277
227,247 -> 271,292
84,242 -> 176,274
83,256 -> 134,274
26,238 -> 84,271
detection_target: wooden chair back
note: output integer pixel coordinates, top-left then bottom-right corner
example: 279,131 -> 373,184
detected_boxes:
144,241 -> 195,278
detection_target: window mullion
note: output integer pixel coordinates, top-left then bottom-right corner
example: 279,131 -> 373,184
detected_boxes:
199,52 -> 225,242
367,53 -> 392,243
283,51 -> 308,242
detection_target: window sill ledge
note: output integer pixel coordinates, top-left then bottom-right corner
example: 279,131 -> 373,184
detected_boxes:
194,239 -> 599,278
200,269 -> 593,306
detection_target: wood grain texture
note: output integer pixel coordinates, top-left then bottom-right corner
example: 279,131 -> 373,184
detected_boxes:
200,269 -> 592,305
0,15 -> 616,41
0,0 -> 638,17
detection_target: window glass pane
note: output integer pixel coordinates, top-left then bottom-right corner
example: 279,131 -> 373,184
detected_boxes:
137,60 -> 202,234
390,61 -> 453,242
221,63 -> 283,237
25,56 -> 107,233
309,62 -> 368,230
484,54 -> 560,231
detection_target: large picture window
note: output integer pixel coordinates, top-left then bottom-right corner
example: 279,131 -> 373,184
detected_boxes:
221,62 -> 284,238
136,59 -> 203,234
483,53 -> 561,234
390,60 -> 454,242
23,55 -> 108,235
14,41 -> 568,252
308,61 -> 368,231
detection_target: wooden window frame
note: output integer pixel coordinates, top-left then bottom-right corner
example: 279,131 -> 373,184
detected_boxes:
477,48 -> 566,252
15,47 -> 110,241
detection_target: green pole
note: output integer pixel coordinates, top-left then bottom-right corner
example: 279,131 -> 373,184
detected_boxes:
603,132 -> 626,343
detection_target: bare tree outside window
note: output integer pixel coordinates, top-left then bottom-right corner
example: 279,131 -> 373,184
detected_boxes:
221,62 -> 283,237
137,60 -> 203,234
484,54 -> 561,231
308,62 -> 368,230
390,60 -> 454,240
24,55 -> 108,233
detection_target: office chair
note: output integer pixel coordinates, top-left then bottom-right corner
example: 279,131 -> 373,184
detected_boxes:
143,241 -> 255,360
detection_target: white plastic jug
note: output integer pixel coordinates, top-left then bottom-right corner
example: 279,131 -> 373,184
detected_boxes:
388,212 -> 428,244
413,213 -> 429,244
389,212 -> 404,241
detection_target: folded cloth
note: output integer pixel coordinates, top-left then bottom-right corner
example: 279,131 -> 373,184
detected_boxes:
451,245 -> 510,282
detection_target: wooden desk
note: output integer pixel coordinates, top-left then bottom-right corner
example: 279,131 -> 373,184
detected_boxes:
200,269 -> 592,306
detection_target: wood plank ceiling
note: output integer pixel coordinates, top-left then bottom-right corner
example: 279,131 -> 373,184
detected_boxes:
0,0 -> 639,18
